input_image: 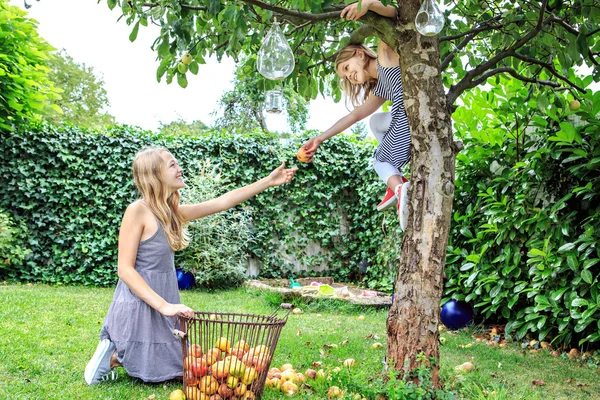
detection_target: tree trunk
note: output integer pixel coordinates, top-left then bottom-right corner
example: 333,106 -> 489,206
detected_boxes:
385,1 -> 456,387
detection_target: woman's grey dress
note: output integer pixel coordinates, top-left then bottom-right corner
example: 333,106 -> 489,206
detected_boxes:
99,217 -> 183,382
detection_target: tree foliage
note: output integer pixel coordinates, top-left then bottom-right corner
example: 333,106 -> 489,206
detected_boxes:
46,49 -> 116,129
106,0 -> 599,106
0,0 -> 61,131
213,57 -> 309,134
158,118 -> 209,135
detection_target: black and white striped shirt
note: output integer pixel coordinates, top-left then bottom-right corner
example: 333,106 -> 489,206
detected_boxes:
372,60 -> 412,170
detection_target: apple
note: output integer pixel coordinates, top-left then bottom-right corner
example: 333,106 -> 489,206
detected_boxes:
242,367 -> 258,385
228,359 -> 247,378
440,337 -> 447,345
185,386 -> 201,400
233,340 -> 250,353
371,342 -> 383,349
207,348 -> 222,362
229,347 -> 246,359
177,62 -> 189,74
216,337 -> 231,353
569,99 -> 581,111
234,383 -> 247,397
327,386 -> 344,398
181,53 -> 193,65
188,343 -> 203,359
280,370 -> 296,384
316,369 -> 326,379
226,375 -> 239,389
281,381 -> 298,395
357,315 -> 365,320
292,307 -> 302,314
187,357 -> 209,377
240,390 -> 256,399
343,358 -> 356,367
305,368 -> 317,379
184,370 -> 200,386
280,363 -> 294,372
217,383 -> 233,398
199,375 -> 219,395
297,147 -> 311,163
212,360 -> 229,379
208,395 -> 222,400
267,377 -> 281,389
295,372 -> 307,384
169,389 -> 186,400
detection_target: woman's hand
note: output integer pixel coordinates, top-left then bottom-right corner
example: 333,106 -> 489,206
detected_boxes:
159,303 -> 194,318
268,162 -> 298,187
340,0 -> 373,21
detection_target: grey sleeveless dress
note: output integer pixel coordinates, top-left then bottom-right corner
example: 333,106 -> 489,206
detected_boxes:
99,210 -> 183,382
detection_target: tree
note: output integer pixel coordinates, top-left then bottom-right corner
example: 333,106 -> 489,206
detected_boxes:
157,118 -> 209,135
0,0 -> 61,131
46,49 -> 116,129
107,0 -> 600,385
213,58 -> 309,134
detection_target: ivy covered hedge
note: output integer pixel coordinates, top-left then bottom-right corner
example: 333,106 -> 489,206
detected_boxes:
0,124 -> 400,288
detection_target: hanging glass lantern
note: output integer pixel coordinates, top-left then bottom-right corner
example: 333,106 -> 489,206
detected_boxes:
415,0 -> 445,37
257,21 -> 295,113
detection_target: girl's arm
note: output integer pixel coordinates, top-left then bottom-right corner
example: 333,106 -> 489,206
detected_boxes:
117,202 -> 194,317
301,94 -> 386,159
179,162 -> 297,221
341,0 -> 397,21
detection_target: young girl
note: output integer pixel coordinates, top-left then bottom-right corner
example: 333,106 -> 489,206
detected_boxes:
84,147 -> 297,384
300,0 -> 412,230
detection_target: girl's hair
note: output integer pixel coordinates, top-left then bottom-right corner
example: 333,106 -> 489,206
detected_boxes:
132,147 -> 189,251
335,44 -> 378,108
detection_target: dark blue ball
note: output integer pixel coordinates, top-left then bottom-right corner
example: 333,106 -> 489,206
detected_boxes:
440,300 -> 473,330
176,269 -> 195,290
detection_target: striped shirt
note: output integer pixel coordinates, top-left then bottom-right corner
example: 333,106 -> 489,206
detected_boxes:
372,60 -> 411,170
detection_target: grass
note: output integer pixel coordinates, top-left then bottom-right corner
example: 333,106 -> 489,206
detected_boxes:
0,283 -> 598,399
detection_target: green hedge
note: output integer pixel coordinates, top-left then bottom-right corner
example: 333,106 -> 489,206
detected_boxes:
445,80 -> 600,347
0,124 -> 401,288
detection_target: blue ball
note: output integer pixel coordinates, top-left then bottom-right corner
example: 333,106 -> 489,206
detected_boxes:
176,269 -> 195,290
440,300 -> 473,330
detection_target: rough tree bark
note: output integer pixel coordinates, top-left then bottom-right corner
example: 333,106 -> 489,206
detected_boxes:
384,1 -> 456,386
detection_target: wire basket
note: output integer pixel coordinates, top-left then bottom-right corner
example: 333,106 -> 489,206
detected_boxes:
174,304 -> 292,399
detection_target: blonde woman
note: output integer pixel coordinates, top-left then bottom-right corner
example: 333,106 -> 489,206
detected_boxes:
84,147 -> 297,384
300,0 -> 412,230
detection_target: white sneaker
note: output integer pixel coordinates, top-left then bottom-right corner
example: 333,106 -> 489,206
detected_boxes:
84,339 -> 117,385
397,181 -> 410,232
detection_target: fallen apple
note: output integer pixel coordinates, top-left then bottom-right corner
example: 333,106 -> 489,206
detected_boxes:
327,386 -> 344,398
343,358 -> 356,367
357,315 -> 365,321
371,342 -> 383,349
169,389 -> 186,400
292,307 -> 302,314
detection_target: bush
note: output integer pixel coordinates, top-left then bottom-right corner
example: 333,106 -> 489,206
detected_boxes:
446,78 -> 600,346
0,209 -> 31,277
177,160 -> 254,289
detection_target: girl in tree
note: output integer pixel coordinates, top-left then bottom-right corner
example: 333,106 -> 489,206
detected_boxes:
84,147 -> 297,384
300,0 -> 412,230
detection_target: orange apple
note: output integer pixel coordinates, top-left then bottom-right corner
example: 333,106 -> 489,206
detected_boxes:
297,147 -> 311,162
187,343 -> 203,358
327,386 -> 344,398
187,357 -> 209,377
234,383 -> 247,397
216,337 -> 231,353
240,391 -> 256,400
280,363 -> 294,372
207,348 -> 222,362
281,381 -> 298,396
233,340 -> 250,353
228,347 -> 245,359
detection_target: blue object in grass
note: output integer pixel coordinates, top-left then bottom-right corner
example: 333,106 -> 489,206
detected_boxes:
289,277 -> 302,289
176,269 -> 195,290
440,299 -> 473,330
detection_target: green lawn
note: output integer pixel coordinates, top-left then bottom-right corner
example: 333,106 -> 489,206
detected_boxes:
0,283 -> 598,399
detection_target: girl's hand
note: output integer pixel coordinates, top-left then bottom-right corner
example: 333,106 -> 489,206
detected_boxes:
268,162 -> 298,187
340,0 -> 372,21
159,303 -> 194,318
301,137 -> 323,161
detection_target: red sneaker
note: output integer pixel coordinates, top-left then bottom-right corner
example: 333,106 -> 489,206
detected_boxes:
376,188 -> 397,211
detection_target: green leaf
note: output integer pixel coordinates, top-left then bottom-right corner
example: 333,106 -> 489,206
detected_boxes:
581,269 -> 593,284
129,21 -> 140,42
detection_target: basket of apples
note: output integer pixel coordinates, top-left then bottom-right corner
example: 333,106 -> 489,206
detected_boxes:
173,304 -> 293,400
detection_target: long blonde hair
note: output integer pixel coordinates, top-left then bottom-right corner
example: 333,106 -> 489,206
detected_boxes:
335,44 -> 378,108
132,147 -> 189,251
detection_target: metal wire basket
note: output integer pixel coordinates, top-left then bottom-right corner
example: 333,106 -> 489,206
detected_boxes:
174,304 -> 292,399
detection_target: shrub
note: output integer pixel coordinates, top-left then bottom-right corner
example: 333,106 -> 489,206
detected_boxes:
177,160 -> 254,289
0,209 -> 31,277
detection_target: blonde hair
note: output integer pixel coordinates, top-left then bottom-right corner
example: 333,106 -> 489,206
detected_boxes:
132,147 -> 189,251
335,44 -> 378,108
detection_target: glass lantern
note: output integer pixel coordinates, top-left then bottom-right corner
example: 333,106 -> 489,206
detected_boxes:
257,21 -> 295,113
415,0 -> 445,37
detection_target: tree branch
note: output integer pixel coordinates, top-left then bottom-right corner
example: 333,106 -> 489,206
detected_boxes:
470,66 -> 560,89
509,52 -> 585,92
238,0 -> 343,21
